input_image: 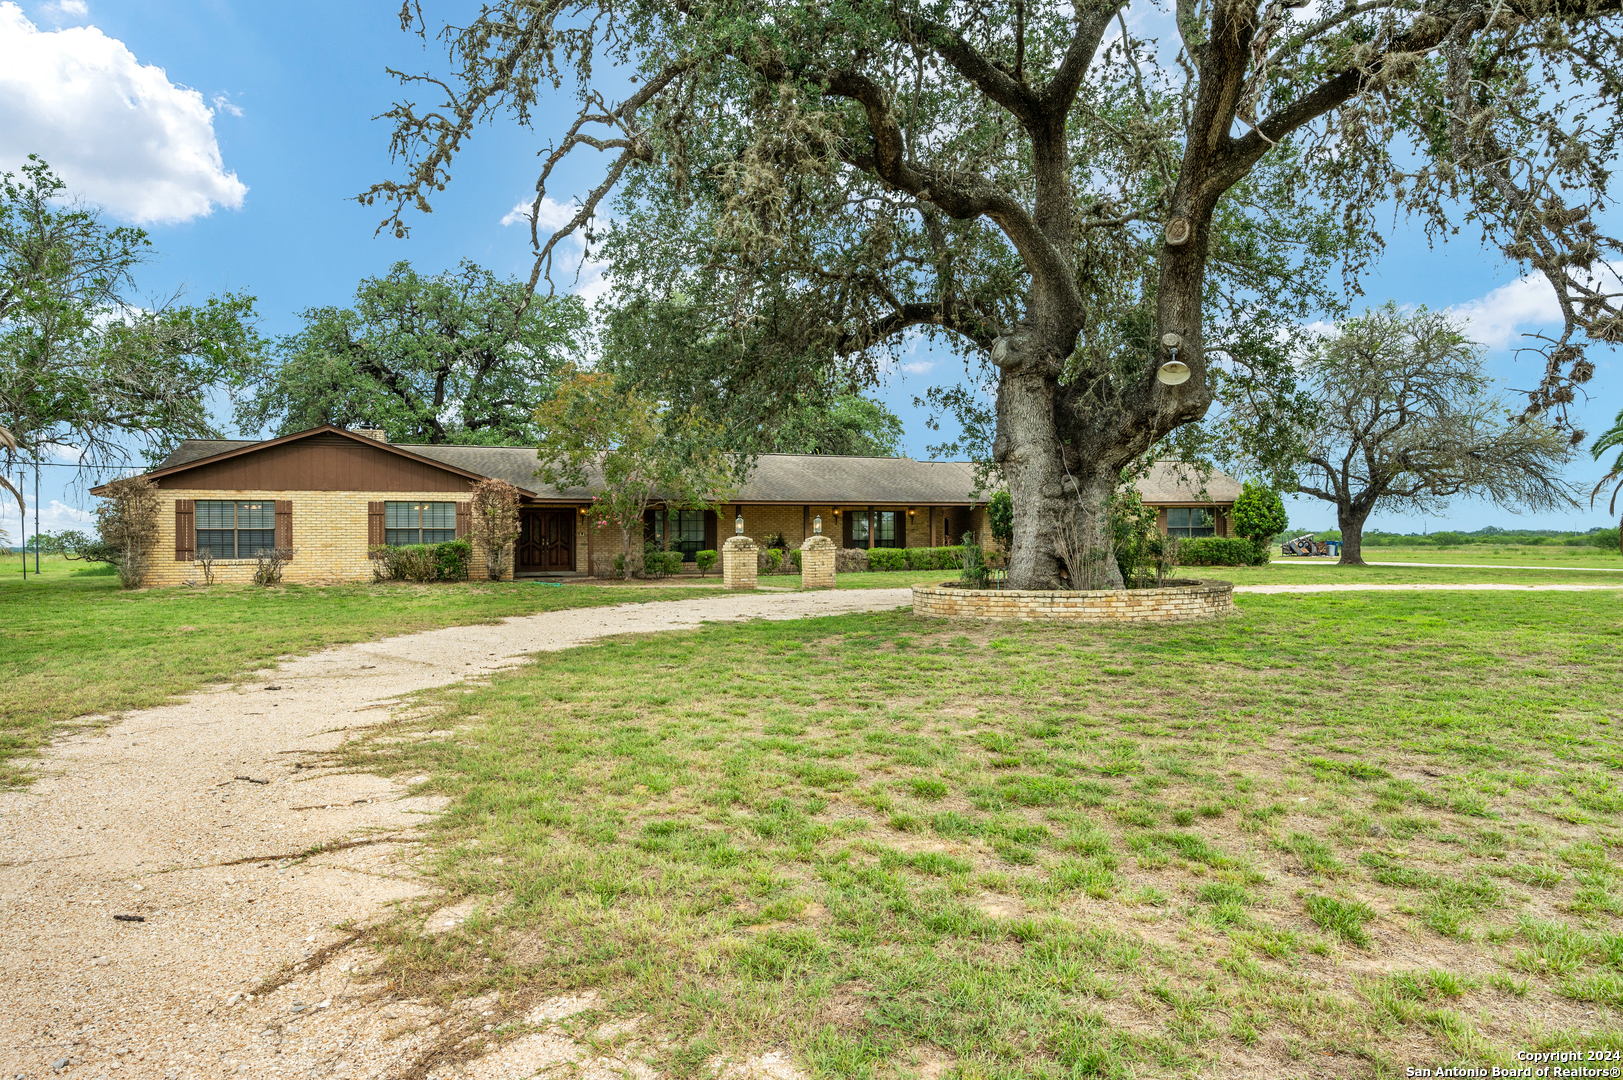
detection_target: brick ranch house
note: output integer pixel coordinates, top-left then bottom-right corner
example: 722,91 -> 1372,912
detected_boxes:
95,425 -> 1241,586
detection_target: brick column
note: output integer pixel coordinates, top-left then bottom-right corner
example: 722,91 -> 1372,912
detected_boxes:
722,535 -> 758,589
800,534 -> 836,589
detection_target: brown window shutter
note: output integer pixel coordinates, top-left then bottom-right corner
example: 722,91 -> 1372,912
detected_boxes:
456,501 -> 471,540
704,509 -> 717,552
368,501 -> 386,547
175,498 -> 195,561
275,500 -> 293,557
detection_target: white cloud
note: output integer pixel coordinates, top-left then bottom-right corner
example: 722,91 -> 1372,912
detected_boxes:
901,360 -> 934,375
1446,274 -> 1563,351
0,3 -> 246,224
0,498 -> 93,541
502,194 -> 611,305
211,92 -> 243,118
41,0 -> 87,18
501,195 -> 581,230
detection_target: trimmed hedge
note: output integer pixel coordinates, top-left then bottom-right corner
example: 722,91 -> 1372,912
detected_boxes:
867,547 -> 907,571
1176,537 -> 1267,567
832,545 -> 967,572
905,545 -> 965,571
370,540 -> 472,582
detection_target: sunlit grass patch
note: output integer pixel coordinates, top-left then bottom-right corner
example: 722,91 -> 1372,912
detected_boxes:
342,591 -> 1623,1075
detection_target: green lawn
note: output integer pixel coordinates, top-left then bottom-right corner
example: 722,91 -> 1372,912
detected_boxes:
820,561 -> 1623,589
0,557 -> 721,787
343,589 -> 1623,1078
1352,543 -> 1622,568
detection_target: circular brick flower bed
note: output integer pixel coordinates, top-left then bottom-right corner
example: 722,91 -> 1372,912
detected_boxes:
912,578 -> 1235,623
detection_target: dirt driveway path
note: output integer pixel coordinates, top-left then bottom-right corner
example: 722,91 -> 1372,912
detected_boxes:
1233,582 -> 1623,593
0,588 -> 911,1080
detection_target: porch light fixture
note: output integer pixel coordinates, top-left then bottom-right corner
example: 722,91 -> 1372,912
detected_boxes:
813,515 -> 823,535
735,513 -> 744,535
1157,332 -> 1191,385
1157,361 -> 1191,386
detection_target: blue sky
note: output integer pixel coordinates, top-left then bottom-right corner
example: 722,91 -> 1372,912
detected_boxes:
1,0 -> 1619,543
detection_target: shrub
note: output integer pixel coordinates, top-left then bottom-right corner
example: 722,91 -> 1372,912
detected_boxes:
469,478 -> 522,580
695,549 -> 718,576
1232,482 -> 1288,549
1178,536 -> 1267,566
95,476 -> 161,589
835,547 -> 869,572
903,545 -> 964,570
760,548 -> 785,573
643,549 -> 683,578
789,549 -> 802,570
988,490 -> 1013,548
66,537 -> 119,565
252,547 -> 293,586
958,531 -> 990,588
370,540 -> 472,582
867,547 -> 906,571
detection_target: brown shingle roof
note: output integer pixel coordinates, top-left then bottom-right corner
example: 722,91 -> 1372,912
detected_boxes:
150,433 -> 1239,506
1134,461 -> 1242,504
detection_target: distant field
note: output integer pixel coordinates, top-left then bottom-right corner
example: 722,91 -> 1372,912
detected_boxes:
1353,543 -> 1622,568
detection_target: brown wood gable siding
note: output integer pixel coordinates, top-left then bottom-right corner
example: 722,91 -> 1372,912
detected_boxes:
174,499 -> 195,560
153,433 -> 475,492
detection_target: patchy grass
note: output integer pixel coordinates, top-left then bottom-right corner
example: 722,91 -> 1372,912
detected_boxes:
821,562 -> 1623,591
344,589 -> 1623,1076
0,558 -> 720,786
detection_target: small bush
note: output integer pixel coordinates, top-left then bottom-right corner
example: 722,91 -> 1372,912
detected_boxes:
1178,536 -> 1267,566
789,549 -> 802,570
835,547 -> 869,573
695,549 -> 718,576
759,548 -> 785,573
643,550 -> 683,578
370,540 -> 472,582
867,547 -> 906,571
903,545 -> 964,571
252,547 -> 293,586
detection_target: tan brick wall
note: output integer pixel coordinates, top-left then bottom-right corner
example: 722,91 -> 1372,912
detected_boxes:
911,579 -> 1235,624
721,535 -> 758,589
800,535 -> 835,588
140,490 -> 592,587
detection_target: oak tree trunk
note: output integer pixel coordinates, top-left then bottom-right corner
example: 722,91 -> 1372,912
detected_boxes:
1337,505 -> 1369,566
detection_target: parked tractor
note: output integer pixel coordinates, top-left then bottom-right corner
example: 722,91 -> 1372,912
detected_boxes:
1280,534 -> 1329,557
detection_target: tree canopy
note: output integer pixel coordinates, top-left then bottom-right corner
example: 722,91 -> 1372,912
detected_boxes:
0,156 -> 265,517
535,366 -> 734,577
1296,304 -> 1576,564
238,261 -> 589,445
369,0 -> 1623,587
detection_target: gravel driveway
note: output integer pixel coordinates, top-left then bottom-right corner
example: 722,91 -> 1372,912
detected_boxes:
0,588 -> 910,1080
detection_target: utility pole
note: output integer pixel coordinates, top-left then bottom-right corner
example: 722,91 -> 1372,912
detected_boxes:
34,463 -> 40,574
17,471 -> 23,581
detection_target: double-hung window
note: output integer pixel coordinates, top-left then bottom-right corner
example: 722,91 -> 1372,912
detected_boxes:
385,501 -> 457,545
196,500 -> 275,558
1165,507 -> 1216,538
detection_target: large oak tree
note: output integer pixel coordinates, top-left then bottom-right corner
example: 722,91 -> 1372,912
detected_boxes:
366,0 -> 1622,588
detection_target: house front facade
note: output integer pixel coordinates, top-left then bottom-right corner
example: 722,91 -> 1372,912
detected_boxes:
100,426 -> 1240,586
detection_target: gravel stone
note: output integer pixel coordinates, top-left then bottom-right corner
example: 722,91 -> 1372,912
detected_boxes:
0,589 -> 903,1076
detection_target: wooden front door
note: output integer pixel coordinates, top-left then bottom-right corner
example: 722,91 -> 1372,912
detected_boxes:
517,510 -> 575,572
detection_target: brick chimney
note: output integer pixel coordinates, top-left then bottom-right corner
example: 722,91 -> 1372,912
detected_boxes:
352,428 -> 388,443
